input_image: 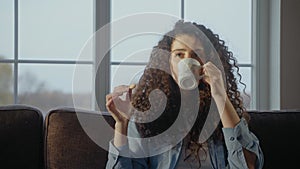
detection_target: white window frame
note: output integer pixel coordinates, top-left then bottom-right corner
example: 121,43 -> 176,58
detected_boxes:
252,0 -> 281,110
0,0 -> 281,111
0,0 -> 95,107
95,0 -> 266,111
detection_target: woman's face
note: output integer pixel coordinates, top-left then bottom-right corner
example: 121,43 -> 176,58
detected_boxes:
170,34 -> 205,83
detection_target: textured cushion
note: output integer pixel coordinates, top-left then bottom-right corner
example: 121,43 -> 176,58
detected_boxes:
44,107 -> 115,169
0,104 -> 44,169
44,108 -> 300,169
248,110 -> 300,169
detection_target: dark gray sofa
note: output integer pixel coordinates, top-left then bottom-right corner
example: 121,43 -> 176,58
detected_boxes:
0,104 -> 299,169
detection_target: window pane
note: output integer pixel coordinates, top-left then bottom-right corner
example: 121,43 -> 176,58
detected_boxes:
0,0 -> 14,59
111,0 -> 181,62
19,0 -> 94,60
236,67 -> 252,109
18,64 -> 93,115
110,65 -> 145,92
111,34 -> 160,63
0,63 -> 14,105
111,0 -> 180,20
185,0 -> 252,64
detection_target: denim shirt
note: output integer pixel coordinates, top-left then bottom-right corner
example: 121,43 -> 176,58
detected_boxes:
106,118 -> 264,169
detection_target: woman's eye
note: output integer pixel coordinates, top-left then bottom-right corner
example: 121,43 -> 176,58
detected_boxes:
175,53 -> 183,58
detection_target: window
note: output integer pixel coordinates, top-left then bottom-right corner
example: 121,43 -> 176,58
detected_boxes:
185,0 -> 253,108
0,0 -> 257,114
110,0 -> 181,89
110,0 -> 254,109
0,0 -> 14,105
0,0 -> 94,115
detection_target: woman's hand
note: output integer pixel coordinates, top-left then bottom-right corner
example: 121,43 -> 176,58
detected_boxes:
202,62 -> 227,116
106,84 -> 136,147
202,61 -> 226,99
203,61 -> 241,128
106,84 -> 136,125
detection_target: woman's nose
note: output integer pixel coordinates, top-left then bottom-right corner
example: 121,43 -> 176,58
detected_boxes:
185,53 -> 192,59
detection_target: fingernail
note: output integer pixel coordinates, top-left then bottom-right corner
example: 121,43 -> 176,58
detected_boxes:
129,84 -> 136,89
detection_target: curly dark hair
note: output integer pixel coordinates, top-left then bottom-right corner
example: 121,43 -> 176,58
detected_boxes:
130,20 -> 248,168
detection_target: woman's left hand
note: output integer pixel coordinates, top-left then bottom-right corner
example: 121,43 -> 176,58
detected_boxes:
202,61 -> 227,100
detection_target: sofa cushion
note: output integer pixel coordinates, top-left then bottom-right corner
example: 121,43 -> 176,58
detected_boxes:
44,108 -> 300,169
0,104 -> 44,169
248,110 -> 300,169
44,107 -> 115,169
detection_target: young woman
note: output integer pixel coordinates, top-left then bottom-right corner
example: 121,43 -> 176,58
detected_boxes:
105,20 -> 264,169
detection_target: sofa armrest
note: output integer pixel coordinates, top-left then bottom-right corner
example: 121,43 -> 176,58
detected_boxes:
0,104 -> 43,169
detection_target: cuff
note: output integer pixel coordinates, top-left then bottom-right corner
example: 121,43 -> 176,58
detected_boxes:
222,118 -> 254,151
106,139 -> 131,168
109,139 -> 130,157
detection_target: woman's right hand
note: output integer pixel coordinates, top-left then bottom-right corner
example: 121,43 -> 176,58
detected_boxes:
106,84 -> 136,147
106,84 -> 136,125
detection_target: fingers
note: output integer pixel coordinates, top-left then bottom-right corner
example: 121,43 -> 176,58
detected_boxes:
106,84 -> 136,112
105,97 -> 113,111
202,62 -> 211,84
202,61 -> 221,84
106,93 -> 119,111
106,97 -> 123,121
106,96 -> 116,114
113,84 -> 136,96
111,85 -> 127,98
203,62 -> 221,74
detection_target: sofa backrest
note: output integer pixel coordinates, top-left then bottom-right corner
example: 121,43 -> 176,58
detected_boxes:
0,105 -> 44,169
45,108 -> 300,169
1,105 -> 300,169
248,110 -> 300,169
44,107 -> 115,169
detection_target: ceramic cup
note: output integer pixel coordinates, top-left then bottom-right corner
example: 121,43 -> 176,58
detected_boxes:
177,58 -> 201,90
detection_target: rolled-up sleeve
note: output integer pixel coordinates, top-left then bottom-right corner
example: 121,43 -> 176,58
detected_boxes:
222,118 -> 264,169
105,140 -> 148,169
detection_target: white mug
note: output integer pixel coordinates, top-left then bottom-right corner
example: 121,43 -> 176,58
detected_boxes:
177,58 -> 201,90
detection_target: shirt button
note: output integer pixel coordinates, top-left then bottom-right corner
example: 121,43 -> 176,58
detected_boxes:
237,135 -> 242,140
229,137 -> 235,141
